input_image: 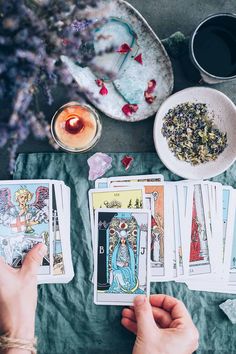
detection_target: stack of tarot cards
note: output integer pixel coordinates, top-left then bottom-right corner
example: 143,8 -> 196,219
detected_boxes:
0,180 -> 74,284
89,174 -> 236,305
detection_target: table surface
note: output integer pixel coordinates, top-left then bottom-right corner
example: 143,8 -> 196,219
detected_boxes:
1,0 -> 236,180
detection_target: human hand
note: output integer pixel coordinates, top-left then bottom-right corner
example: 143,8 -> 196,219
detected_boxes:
121,294 -> 199,354
0,243 -> 47,341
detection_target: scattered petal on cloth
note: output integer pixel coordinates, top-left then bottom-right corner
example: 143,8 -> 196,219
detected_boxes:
121,155 -> 134,170
88,153 -> 112,181
219,299 -> 236,324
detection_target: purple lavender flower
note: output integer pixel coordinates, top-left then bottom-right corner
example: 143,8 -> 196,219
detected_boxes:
0,0 -> 106,173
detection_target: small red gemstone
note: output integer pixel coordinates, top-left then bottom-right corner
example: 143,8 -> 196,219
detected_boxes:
99,85 -> 108,96
121,223 -> 126,229
117,43 -> 132,53
121,155 -> 134,170
134,53 -> 143,64
65,116 -> 84,134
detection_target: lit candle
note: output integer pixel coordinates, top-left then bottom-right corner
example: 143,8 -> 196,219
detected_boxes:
51,102 -> 102,152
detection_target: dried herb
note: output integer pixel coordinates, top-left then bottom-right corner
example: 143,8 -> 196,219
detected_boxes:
161,102 -> 227,165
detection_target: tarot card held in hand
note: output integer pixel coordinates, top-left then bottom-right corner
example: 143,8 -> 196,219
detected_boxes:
94,209 -> 151,305
0,182 -> 51,275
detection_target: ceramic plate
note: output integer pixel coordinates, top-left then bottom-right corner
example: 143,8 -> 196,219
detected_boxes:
153,87 -> 236,179
61,0 -> 173,122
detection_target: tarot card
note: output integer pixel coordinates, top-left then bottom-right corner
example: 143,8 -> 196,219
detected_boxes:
0,180 -> 52,276
173,184 -> 184,277
223,190 -> 236,282
94,208 -> 151,305
178,182 -> 212,278
108,174 -> 164,187
222,186 -> 233,263
51,182 -> 74,283
89,187 -> 144,242
95,178 -> 108,189
174,183 -> 193,279
109,181 -> 173,280
52,183 -> 65,276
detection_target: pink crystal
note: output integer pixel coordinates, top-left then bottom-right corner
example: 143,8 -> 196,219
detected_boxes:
88,153 -> 112,181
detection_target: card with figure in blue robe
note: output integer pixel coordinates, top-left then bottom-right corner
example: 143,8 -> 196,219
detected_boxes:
94,208 -> 151,305
0,180 -> 52,275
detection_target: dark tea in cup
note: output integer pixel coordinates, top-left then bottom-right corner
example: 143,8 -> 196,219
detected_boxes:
190,13 -> 236,83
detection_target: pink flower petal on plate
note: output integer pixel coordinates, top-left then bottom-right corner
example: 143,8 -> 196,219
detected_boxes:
95,79 -> 104,87
144,91 -> 156,104
134,53 -> 143,64
122,104 -> 139,116
147,79 -> 156,94
99,85 -> 108,96
117,43 -> 132,53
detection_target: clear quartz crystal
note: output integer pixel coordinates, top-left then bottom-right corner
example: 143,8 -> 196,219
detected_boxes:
219,299 -> 236,324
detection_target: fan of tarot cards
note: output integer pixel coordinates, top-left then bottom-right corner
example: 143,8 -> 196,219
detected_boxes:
0,180 -> 74,284
89,174 -> 236,306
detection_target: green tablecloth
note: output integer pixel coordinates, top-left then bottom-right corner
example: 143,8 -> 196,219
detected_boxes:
14,152 -> 236,354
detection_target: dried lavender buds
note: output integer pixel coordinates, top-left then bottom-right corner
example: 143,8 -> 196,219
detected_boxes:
161,102 -> 227,165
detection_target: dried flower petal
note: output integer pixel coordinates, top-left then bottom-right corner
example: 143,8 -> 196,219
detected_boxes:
144,91 -> 156,104
117,43 -> 132,54
99,85 -> 108,96
147,79 -> 156,94
95,79 -> 104,87
121,155 -> 134,170
144,79 -> 157,104
87,152 -> 112,181
134,53 -> 143,64
122,104 -> 139,116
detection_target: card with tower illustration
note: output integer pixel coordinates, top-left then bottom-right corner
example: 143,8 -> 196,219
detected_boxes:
94,208 -> 151,305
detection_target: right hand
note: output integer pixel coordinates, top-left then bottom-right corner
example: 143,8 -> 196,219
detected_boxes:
121,294 -> 199,354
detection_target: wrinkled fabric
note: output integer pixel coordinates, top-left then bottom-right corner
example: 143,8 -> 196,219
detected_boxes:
14,152 -> 236,354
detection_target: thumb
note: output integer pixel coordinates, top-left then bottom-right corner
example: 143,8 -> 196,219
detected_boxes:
133,295 -> 157,338
22,243 -> 47,276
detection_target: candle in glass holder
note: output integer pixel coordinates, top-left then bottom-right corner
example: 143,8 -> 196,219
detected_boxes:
51,102 -> 102,152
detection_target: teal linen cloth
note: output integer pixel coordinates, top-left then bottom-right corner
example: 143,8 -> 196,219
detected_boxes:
14,152 -> 236,354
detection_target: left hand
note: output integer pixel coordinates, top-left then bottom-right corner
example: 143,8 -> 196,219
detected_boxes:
0,243 -> 47,340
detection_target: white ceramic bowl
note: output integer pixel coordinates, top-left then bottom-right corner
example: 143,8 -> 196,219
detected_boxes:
153,87 -> 236,179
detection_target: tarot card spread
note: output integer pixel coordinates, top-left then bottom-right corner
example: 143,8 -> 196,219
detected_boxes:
91,175 -> 236,297
94,209 -> 151,305
0,182 -> 51,275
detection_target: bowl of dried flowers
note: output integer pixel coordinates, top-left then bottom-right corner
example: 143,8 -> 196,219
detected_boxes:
153,87 -> 236,179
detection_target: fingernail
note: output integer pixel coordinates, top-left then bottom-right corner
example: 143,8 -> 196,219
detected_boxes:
133,295 -> 146,306
38,244 -> 47,257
